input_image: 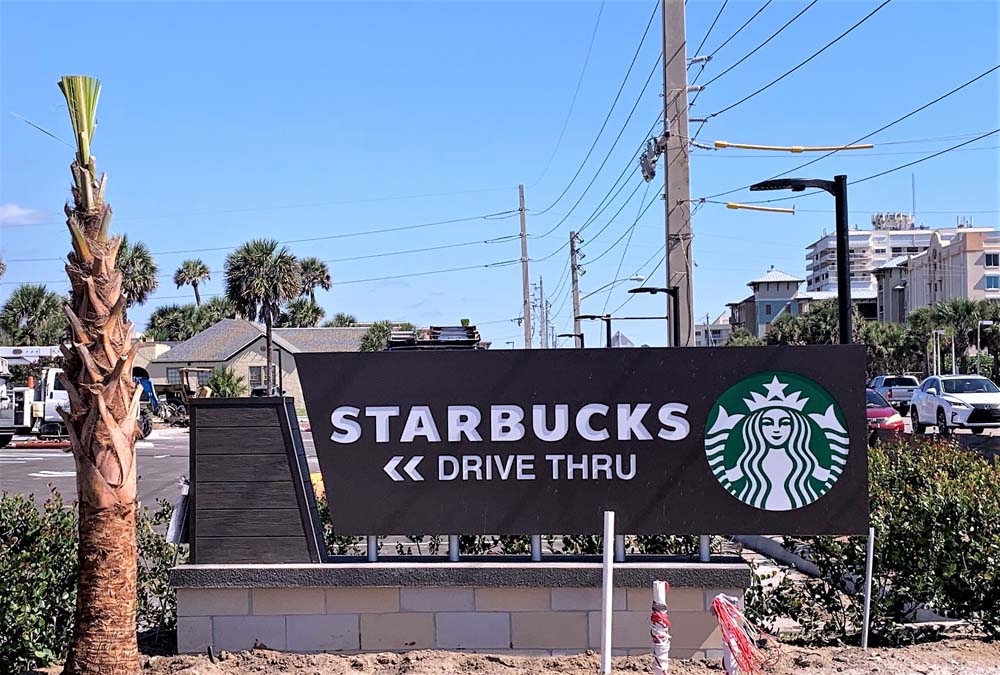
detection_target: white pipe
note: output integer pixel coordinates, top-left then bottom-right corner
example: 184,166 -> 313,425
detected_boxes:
651,580 -> 670,675
600,511 -> 616,674
448,535 -> 460,561
862,526 -> 875,649
366,536 -> 378,562
615,534 -> 626,562
699,535 -> 711,561
531,534 -> 542,561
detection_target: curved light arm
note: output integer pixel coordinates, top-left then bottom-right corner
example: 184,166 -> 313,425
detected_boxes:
581,276 -> 645,302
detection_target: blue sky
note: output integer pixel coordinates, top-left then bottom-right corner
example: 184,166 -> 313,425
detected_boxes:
2,0 -> 997,348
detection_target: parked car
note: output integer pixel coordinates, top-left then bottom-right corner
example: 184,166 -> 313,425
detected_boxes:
868,375 -> 919,412
910,374 -> 1000,435
866,389 -> 904,441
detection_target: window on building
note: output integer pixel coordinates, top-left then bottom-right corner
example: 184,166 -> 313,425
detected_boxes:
764,303 -> 772,315
874,248 -> 886,254
987,276 -> 1000,291
986,253 -> 1000,267
197,370 -> 213,386
249,365 -> 277,389
891,247 -> 903,255
167,368 -> 181,385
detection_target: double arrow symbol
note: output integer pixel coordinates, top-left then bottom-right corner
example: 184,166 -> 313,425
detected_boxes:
383,455 -> 424,482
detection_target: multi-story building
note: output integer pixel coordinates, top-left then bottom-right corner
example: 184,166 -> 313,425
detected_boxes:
694,312 -> 732,346
874,229 -> 1000,322
728,267 -> 877,339
805,213 -> 992,293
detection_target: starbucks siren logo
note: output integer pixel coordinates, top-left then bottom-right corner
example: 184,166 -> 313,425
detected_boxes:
705,372 -> 849,511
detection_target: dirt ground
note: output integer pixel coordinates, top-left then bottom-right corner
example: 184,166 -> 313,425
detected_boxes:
124,639 -> 1000,675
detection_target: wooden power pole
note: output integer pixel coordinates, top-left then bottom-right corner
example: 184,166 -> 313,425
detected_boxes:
519,184 -> 532,349
663,0 -> 693,346
570,231 -> 583,348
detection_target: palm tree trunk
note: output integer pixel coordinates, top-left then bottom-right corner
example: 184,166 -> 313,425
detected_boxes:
193,282 -> 201,306
58,75 -> 140,675
265,309 -> 274,394
309,289 -> 315,303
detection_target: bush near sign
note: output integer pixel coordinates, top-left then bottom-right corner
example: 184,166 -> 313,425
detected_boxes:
296,346 -> 869,536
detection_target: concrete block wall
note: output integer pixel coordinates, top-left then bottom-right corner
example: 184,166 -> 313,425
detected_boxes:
176,585 -> 744,657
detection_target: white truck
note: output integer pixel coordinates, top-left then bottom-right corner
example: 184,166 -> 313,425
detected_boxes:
868,375 -> 920,413
0,357 -> 15,447
15,366 -> 71,439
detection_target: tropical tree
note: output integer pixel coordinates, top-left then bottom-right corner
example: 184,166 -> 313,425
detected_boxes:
116,235 -> 158,307
359,320 -> 416,352
324,312 -> 357,327
58,75 -> 140,674
0,283 -> 67,345
225,239 -> 300,393
933,298 -> 981,374
173,258 -> 211,305
860,320 -> 923,378
725,328 -> 764,346
299,256 -> 331,302
144,304 -> 201,342
198,295 -> 236,325
277,297 -> 325,327
0,257 -> 6,279
205,367 -> 247,397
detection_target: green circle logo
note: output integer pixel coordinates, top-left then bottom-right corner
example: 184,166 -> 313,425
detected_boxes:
705,372 -> 849,511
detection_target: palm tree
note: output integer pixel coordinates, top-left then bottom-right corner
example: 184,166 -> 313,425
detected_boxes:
225,239 -> 300,393
933,298 -> 981,374
324,312 -> 357,327
0,283 -> 67,345
116,234 -> 158,306
173,258 -> 211,305
277,297 -> 325,327
359,320 -> 416,352
145,304 -> 202,341
907,306 -> 937,376
0,257 -> 6,279
299,257 -> 331,302
198,295 -> 236,325
205,367 -> 247,397
57,75 -> 140,674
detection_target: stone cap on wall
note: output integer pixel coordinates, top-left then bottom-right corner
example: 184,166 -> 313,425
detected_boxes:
171,557 -> 751,589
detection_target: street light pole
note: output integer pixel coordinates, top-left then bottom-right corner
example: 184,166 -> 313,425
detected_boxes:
833,175 -> 852,345
576,315 -> 613,349
749,175 -> 852,344
627,286 -> 680,347
557,332 -> 585,348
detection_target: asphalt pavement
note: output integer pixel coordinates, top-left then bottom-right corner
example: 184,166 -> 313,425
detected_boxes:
0,428 -> 319,507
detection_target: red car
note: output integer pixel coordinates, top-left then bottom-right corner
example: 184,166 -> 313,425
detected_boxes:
867,388 -> 904,435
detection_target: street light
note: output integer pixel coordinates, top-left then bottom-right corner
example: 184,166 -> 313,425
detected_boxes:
576,314 -> 613,349
978,320 -> 994,374
933,329 -> 947,376
580,275 -> 646,302
628,286 -> 680,347
749,176 -> 851,345
557,332 -> 585,348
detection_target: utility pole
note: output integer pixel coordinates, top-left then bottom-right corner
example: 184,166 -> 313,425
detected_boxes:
519,184 -> 532,349
570,231 -> 583,348
538,275 -> 548,349
663,0 -> 694,346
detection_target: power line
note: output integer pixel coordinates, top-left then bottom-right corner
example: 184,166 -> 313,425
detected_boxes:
705,0 -> 773,60
584,184 -> 658,264
693,145 -> 999,159
707,0 -> 895,119
700,64 -> 1000,201
535,0 -> 660,215
738,129 -> 1000,205
530,1 -> 607,188
603,182 -> 653,313
690,0 -> 729,62
700,0 -> 818,89
533,51 -> 664,238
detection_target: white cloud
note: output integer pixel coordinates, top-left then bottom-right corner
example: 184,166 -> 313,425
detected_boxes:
0,202 -> 48,226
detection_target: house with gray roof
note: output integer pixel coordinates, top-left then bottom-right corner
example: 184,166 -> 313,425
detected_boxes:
148,318 -> 366,406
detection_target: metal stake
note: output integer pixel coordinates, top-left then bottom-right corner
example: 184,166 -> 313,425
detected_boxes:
600,511 -> 616,674
448,535 -> 460,562
699,535 -> 710,562
614,534 -> 626,562
531,534 -> 542,561
366,535 -> 378,562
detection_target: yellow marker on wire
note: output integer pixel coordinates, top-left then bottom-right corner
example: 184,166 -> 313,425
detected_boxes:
726,202 -> 795,214
714,140 -> 874,153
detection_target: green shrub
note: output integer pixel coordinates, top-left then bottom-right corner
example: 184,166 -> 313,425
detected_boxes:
0,489 -> 183,673
205,367 -> 247,398
746,438 -> 1000,643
